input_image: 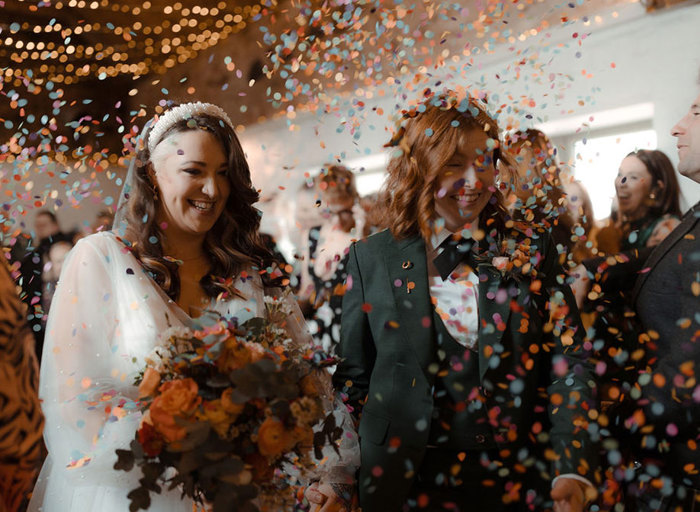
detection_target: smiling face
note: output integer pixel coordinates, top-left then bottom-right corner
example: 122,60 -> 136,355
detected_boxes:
151,129 -> 230,240
672,92 -> 700,183
433,129 -> 495,232
615,155 -> 654,220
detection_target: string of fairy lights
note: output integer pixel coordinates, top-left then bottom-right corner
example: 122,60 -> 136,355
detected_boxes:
1,1 -> 261,87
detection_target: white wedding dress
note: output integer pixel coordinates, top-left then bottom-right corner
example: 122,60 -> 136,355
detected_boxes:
29,231 -> 329,512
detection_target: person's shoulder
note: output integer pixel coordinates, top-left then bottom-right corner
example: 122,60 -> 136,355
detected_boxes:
351,228 -> 402,253
69,231 -> 126,264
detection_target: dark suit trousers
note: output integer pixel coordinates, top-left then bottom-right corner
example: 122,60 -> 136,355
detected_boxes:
403,447 -> 550,512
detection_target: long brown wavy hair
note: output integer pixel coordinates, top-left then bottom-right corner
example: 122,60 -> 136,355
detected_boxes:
625,149 -> 681,219
381,90 -> 510,242
119,110 -> 273,301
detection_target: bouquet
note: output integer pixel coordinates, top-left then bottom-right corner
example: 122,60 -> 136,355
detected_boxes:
114,295 -> 342,512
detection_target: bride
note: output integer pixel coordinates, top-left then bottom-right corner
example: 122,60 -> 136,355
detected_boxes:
29,102 -> 356,511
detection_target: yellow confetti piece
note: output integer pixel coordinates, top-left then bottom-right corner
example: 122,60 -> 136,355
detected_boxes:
81,377 -> 92,389
130,301 -> 139,310
692,282 -> 700,297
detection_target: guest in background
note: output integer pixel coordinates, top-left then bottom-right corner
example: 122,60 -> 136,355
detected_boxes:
563,179 -> 597,262
572,150 -> 682,309
40,240 -> 72,318
297,165 -> 366,355
19,210 -> 74,361
0,253 -> 44,512
359,192 -> 386,235
90,209 -> 114,234
613,150 -> 681,251
504,129 -> 578,267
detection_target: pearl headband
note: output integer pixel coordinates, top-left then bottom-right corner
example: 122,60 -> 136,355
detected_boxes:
147,101 -> 234,153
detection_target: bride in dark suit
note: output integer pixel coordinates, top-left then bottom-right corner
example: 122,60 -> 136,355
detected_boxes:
333,91 -> 599,512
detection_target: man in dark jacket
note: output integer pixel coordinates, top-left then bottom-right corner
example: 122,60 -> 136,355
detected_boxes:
630,87 -> 700,510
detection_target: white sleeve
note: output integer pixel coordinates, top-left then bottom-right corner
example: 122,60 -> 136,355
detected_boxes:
40,237 -> 142,484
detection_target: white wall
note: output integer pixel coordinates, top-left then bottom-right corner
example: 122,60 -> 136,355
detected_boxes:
241,1 -> 700,219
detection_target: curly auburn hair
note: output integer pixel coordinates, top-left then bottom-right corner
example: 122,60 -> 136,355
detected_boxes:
118,110 -> 273,301
380,91 -> 510,241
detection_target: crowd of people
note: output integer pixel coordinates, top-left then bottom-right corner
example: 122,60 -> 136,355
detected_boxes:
1,77 -> 698,512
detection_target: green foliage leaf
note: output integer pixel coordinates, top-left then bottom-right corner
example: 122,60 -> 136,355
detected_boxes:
127,486 -> 151,512
114,449 -> 135,472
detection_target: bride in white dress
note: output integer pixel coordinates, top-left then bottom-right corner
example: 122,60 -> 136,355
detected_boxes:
29,102 -> 357,512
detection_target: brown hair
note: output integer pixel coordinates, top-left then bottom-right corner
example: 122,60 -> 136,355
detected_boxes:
380,91 -> 509,242
626,149 -> 681,219
119,110 -> 272,301
505,128 -> 577,253
316,165 -> 358,201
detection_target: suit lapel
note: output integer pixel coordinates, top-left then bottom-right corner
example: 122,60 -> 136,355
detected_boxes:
632,204 -> 700,303
384,236 -> 435,374
476,264 -> 513,381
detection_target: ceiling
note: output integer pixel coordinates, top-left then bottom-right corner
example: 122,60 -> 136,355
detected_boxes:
0,0 -> 693,159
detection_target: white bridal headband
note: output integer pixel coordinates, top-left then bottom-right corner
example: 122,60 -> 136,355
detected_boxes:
147,101 -> 235,153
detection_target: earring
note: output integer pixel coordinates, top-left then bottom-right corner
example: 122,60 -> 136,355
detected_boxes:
649,192 -> 656,200
151,182 -> 158,200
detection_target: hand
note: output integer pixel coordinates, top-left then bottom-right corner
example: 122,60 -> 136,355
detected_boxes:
304,482 -> 353,512
568,263 -> 591,310
551,478 -> 590,512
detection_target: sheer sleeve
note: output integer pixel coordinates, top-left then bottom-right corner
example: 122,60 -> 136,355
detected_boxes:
267,287 -> 359,485
40,236 -> 142,484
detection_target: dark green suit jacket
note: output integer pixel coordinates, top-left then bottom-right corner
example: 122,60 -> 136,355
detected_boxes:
333,228 -> 599,511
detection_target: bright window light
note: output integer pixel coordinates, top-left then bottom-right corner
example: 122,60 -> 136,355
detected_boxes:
573,129 -> 657,220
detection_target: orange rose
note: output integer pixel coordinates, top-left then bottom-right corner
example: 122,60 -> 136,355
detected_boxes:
257,417 -> 292,457
149,378 -> 201,442
138,367 -> 161,399
217,338 -> 252,372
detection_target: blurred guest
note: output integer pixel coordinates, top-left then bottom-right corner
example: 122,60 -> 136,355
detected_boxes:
359,191 -> 387,235
614,150 -> 681,250
563,179 -> 597,263
40,240 -> 72,318
626,88 -> 700,511
572,150 -> 682,309
0,253 -> 45,512
504,129 -> 578,266
18,211 -> 74,361
90,209 -> 114,234
297,165 -> 366,354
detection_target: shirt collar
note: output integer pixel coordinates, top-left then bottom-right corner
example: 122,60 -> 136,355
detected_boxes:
428,227 -> 453,253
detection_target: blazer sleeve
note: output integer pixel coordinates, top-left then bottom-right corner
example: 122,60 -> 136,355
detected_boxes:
539,233 -> 601,482
332,242 -> 377,419
581,246 -> 654,294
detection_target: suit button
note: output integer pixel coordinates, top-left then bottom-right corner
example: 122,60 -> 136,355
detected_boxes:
475,434 -> 486,444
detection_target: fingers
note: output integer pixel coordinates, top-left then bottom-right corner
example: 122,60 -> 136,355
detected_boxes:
305,484 -> 326,506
